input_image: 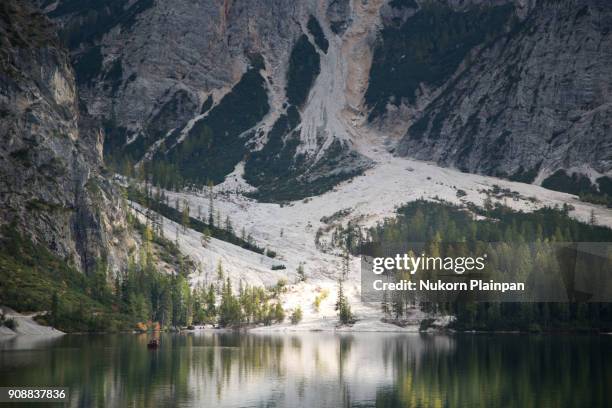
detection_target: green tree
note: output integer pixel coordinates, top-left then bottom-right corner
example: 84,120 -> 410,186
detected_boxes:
224,216 -> 233,234
171,274 -> 191,327
381,290 -> 390,318
207,180 -> 215,227
215,260 -> 224,295
181,201 -> 190,232
273,302 -> 285,323
201,228 -> 211,248
205,284 -> 217,323
218,278 -> 241,327
336,279 -> 353,324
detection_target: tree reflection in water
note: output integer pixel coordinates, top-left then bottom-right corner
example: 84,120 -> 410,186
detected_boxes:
0,332 -> 610,407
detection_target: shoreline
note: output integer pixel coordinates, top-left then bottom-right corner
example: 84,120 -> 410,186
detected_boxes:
3,305 -> 610,337
4,324 -> 610,338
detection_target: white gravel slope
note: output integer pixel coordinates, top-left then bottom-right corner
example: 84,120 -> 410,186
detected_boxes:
135,151 -> 612,331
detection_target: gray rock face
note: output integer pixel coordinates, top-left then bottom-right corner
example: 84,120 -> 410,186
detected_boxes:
47,0 -> 309,158
44,0 -> 375,199
391,0 -> 612,182
41,0 -> 612,195
0,0 -> 132,274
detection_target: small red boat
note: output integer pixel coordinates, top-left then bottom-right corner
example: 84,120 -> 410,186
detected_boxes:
147,339 -> 159,349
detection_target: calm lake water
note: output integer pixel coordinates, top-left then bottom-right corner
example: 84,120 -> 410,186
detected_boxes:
0,332 -> 610,407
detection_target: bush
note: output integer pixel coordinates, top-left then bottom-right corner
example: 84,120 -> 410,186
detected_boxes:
290,307 -> 303,325
276,278 -> 287,292
271,264 -> 286,270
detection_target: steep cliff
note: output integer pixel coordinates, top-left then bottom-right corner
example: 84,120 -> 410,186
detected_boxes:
0,0 -> 132,275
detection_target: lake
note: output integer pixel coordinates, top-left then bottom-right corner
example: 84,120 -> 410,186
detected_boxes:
0,332 -> 610,407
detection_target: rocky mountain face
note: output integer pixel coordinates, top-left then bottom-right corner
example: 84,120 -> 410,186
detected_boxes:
37,0 -> 378,200
37,0 -> 612,199
386,0 -> 612,189
0,0 -> 132,274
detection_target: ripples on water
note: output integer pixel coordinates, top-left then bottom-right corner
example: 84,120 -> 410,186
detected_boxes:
0,332 -> 610,407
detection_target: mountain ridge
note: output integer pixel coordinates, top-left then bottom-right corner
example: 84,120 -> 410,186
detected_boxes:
37,0 -> 612,201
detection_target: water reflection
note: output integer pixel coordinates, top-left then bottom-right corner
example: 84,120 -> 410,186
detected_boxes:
0,332 -> 609,407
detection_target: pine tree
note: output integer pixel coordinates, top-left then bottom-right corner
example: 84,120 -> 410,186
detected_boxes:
215,260 -> 224,295
208,180 -> 214,226
181,201 -> 190,232
160,283 -> 172,327
391,292 -> 404,319
225,216 -> 233,234
239,284 -> 251,323
219,277 -> 241,326
381,290 -> 390,318
336,279 -> 352,324
171,274 -> 192,327
192,284 -> 205,324
334,237 -> 353,325
341,244 -> 350,281
205,283 -> 216,323
201,228 -> 211,247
